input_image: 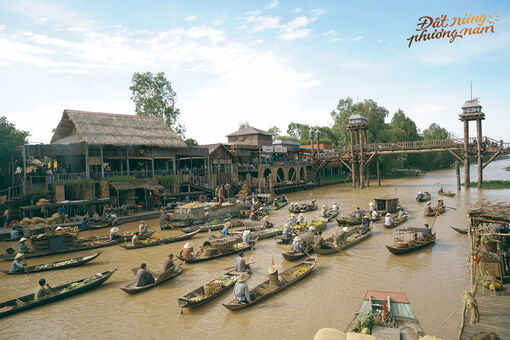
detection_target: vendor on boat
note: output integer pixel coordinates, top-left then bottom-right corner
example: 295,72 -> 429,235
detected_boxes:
369,201 -> 376,212
221,222 -> 231,237
19,237 -> 29,254
282,224 -> 292,238
439,186 -> 444,193
79,218 -> 88,231
417,191 -> 424,200
320,205 -> 328,218
109,227 -> 120,240
249,208 -> 257,221
180,242 -> 195,259
281,194 -> 288,203
384,213 -> 394,228
138,221 -> 152,235
398,208 -> 406,218
235,252 -> 251,273
134,263 -> 155,287
437,199 -> 445,209
371,209 -> 379,220
297,213 -> 305,225
159,207 -> 169,230
292,236 -> 304,253
424,201 -> 433,214
131,232 -> 140,246
421,224 -> 433,240
162,254 -> 175,273
288,213 -> 297,227
313,230 -> 330,250
354,207 -> 362,219
307,199 -> 317,211
107,213 -> 118,226
35,278 -> 52,301
332,202 -> 339,212
242,230 -> 255,246
361,216 -> 370,233
261,216 -> 273,229
11,253 -> 27,273
233,273 -> 252,304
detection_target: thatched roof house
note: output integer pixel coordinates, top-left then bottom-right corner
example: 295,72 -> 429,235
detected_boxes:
51,109 -> 186,148
226,126 -> 273,146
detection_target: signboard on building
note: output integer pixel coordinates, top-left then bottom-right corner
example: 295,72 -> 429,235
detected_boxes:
274,146 -> 287,153
262,146 -> 273,153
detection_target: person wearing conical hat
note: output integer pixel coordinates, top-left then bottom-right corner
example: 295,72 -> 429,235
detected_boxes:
11,253 -> 27,273
221,222 -> 231,238
233,273 -> 252,304
424,201 -> 433,214
437,199 -> 445,209
19,237 -> 29,254
368,201 -> 376,212
288,213 -> 297,226
235,251 -> 251,273
261,215 -> 272,229
180,242 -> 195,259
361,215 -> 370,234
242,230 -> 255,246
320,205 -> 328,218
332,202 -> 339,212
292,236 -> 304,253
384,213 -> 394,227
297,213 -> 305,225
109,226 -> 120,240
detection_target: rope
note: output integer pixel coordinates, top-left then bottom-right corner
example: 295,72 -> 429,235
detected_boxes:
429,302 -> 464,335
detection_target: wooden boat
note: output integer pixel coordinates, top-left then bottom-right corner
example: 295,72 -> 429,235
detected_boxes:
386,228 -> 436,255
282,246 -> 313,261
177,244 -> 253,263
336,217 -> 361,226
223,257 -> 316,310
416,191 -> 431,202
78,230 -> 154,244
275,234 -> 293,244
438,190 -> 456,197
424,206 -> 445,216
384,214 -> 408,229
313,243 -> 338,255
270,200 -> 288,210
178,270 -> 243,309
370,215 -> 380,222
2,252 -> 102,274
180,219 -> 243,233
0,238 -> 119,261
288,202 -> 318,213
338,230 -> 372,251
345,290 -> 424,339
120,265 -> 183,294
450,226 -> 468,234
120,230 -> 199,250
323,209 -> 339,222
0,268 -> 117,318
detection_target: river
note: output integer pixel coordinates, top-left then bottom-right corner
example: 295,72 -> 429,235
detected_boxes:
0,159 -> 509,339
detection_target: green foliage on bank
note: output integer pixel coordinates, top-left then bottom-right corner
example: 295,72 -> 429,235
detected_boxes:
105,176 -> 137,183
466,180 -> 510,189
154,175 -> 178,189
505,166 -> 510,172
55,178 -> 93,198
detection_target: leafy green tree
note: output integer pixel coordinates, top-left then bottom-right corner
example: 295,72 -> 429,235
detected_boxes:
238,122 -> 250,129
0,116 -> 28,187
184,138 -> 198,146
287,122 -> 311,142
267,126 -> 281,136
130,71 -> 185,137
388,109 -> 420,142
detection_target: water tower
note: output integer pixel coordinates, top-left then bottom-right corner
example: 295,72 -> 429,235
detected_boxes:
459,97 -> 485,188
348,114 -> 368,188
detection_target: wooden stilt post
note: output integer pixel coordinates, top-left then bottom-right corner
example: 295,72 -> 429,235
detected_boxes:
366,163 -> 370,187
350,130 -> 355,188
126,149 -> 130,176
359,130 -> 364,189
377,161 -> 381,186
85,144 -> 90,179
100,145 -> 104,178
476,119 -> 482,188
455,161 -> 461,191
463,120 -> 470,188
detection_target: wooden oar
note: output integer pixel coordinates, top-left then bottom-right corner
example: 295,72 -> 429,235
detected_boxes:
223,262 -> 254,271
24,257 -> 29,277
446,206 -> 457,210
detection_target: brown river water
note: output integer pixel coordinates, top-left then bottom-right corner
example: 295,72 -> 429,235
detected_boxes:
1,160 -> 509,340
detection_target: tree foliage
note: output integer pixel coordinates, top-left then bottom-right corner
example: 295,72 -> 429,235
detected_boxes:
130,71 -> 185,137
238,122 -> 250,130
0,116 -> 28,186
267,126 -> 281,136
184,138 -> 199,146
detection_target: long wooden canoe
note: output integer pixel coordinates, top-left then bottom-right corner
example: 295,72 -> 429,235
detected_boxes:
178,270 -> 243,309
223,257 -> 316,310
177,244 -> 253,263
79,231 -> 154,244
121,265 -> 183,294
282,246 -> 313,261
180,219 -> 243,233
336,217 -> 362,226
0,268 -> 117,318
450,226 -> 468,234
338,230 -> 372,250
384,215 -> 408,229
416,192 -> 431,202
438,191 -> 456,197
386,237 -> 436,255
0,239 -> 120,261
288,204 -> 317,213
120,230 -> 199,250
2,252 -> 102,274
313,245 -> 338,255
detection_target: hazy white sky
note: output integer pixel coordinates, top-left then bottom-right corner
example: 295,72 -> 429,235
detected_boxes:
0,0 -> 508,144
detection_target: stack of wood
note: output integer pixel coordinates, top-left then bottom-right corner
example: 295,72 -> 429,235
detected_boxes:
469,200 -> 510,223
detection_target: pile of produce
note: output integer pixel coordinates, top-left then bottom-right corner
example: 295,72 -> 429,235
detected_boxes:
353,312 -> 374,335
292,266 -> 308,278
483,278 -> 503,291
293,220 -> 323,231
232,242 -> 247,249
60,273 -> 103,293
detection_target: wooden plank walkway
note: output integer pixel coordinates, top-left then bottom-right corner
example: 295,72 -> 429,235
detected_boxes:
461,288 -> 510,339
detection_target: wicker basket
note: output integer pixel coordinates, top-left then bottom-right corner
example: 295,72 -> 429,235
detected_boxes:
395,242 -> 408,248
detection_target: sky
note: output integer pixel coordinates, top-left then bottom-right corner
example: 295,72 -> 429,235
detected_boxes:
0,0 -> 509,144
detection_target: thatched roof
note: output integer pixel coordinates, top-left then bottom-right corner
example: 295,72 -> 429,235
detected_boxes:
468,200 -> 510,223
51,110 -> 186,148
226,126 -> 272,137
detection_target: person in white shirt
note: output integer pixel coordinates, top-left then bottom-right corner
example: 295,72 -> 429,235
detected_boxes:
384,213 -> 394,227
